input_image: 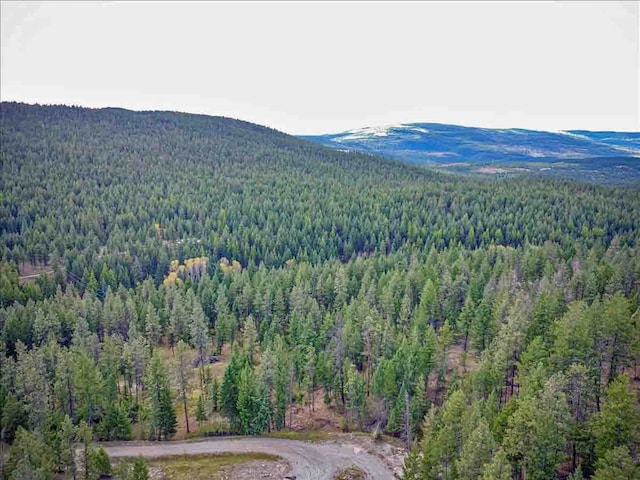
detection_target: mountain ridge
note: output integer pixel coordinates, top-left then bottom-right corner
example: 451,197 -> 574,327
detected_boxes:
302,122 -> 639,163
302,122 -> 640,184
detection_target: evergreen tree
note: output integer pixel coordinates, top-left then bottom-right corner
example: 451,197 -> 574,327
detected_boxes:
145,352 -> 177,440
196,394 -> 207,427
345,363 -> 366,431
5,427 -> 56,480
57,415 -> 78,480
480,448 -> 512,480
100,404 -> 132,441
504,375 -> 570,480
174,340 -> 191,434
456,421 -> 495,480
591,374 -> 640,460
88,447 -> 111,480
592,446 -> 639,480
236,366 -> 271,435
131,456 -> 149,480
189,299 -> 210,386
220,347 -> 247,432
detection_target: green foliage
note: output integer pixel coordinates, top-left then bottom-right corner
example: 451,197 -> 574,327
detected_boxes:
591,374 -> 640,460
1,103 -> 640,480
455,421 -> 495,480
568,465 -> 584,480
56,415 -> 78,479
345,363 -> 366,430
592,446 -> 640,480
503,375 -> 571,480
5,427 -> 56,480
236,366 -> 271,435
100,404 -> 132,440
146,352 -> 177,440
2,103 -> 639,292
131,456 -> 149,480
157,387 -> 177,440
196,395 -> 207,425
0,389 -> 27,443
88,447 -> 112,480
114,456 -> 149,480
480,448 -> 512,480
220,348 -> 248,432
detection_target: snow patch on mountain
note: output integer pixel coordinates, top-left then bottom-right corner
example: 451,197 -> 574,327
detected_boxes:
339,125 -> 397,141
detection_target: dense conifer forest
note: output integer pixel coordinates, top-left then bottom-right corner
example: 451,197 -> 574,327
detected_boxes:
0,102 -> 638,480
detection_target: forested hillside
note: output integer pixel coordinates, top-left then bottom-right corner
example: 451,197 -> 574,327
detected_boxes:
0,103 -> 638,480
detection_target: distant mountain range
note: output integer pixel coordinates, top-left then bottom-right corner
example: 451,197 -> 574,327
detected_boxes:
302,123 -> 640,184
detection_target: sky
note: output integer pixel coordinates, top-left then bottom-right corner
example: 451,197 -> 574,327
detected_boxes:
1,1 -> 638,134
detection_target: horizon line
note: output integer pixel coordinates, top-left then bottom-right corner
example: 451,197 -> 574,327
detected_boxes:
2,98 -> 638,136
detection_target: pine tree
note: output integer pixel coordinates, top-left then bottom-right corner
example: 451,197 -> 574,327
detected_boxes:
169,292 -> 189,348
480,448 -> 512,480
417,279 -> 438,328
592,446 -> 639,480
144,304 -> 161,350
236,366 -> 270,435
131,455 -> 149,480
458,296 -> 475,355
76,422 -> 93,480
174,340 -> 191,433
113,455 -> 149,480
410,376 -> 428,439
100,404 -> 131,441
345,363 -> 366,431
146,352 -> 177,440
456,421 -> 495,480
220,347 -> 247,432
5,427 -> 56,480
158,387 -> 177,440
196,395 -> 207,427
88,447 -> 111,480
72,349 -> 104,426
207,375 -> 220,414
305,346 -> 317,413
470,295 -> 495,352
243,316 -> 258,363
591,374 -> 640,460
568,465 -> 584,480
57,415 -> 77,480
504,375 -> 571,480
189,299 -> 210,386
272,340 -> 290,430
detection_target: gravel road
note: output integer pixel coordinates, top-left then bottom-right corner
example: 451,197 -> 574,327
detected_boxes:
102,436 -> 396,480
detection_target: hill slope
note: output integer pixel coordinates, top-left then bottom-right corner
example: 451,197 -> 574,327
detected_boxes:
303,123 -> 640,184
1,102 -> 639,283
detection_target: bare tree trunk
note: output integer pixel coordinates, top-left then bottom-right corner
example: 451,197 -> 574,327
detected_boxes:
67,375 -> 75,421
199,349 -> 205,390
404,388 -> 411,449
289,365 -> 294,429
182,390 -> 190,433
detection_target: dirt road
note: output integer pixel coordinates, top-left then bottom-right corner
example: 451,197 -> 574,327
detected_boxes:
102,436 -> 396,480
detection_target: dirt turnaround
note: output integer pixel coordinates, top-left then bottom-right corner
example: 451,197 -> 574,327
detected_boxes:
102,436 -> 396,480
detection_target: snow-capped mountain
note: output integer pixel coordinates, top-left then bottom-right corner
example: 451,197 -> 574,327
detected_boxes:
302,123 -> 640,164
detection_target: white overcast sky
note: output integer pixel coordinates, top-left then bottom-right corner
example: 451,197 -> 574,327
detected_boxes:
1,1 -> 638,134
